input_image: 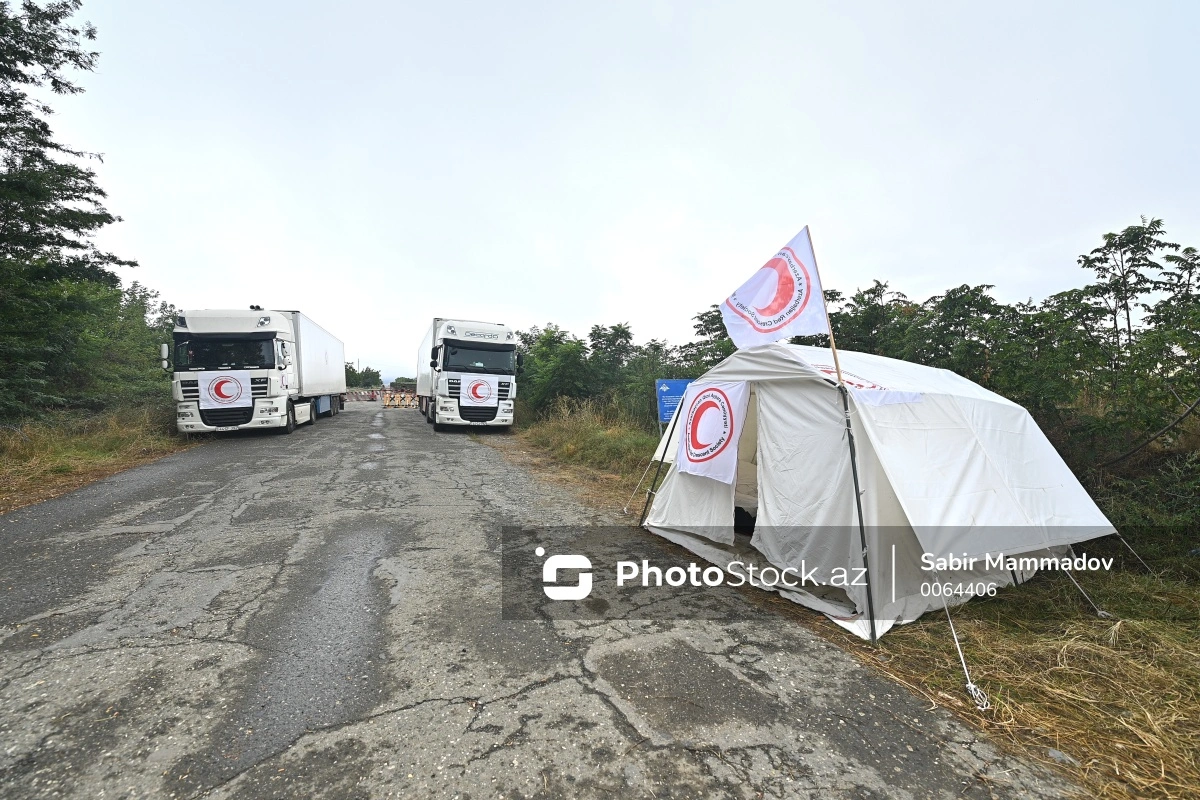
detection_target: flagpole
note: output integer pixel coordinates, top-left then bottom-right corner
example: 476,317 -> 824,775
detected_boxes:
805,227 -> 879,644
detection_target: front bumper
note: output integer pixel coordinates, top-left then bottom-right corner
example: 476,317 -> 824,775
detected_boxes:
175,400 -> 289,433
434,398 -> 515,426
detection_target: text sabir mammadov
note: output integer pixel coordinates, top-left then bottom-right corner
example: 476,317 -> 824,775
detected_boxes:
921,552 -> 1114,572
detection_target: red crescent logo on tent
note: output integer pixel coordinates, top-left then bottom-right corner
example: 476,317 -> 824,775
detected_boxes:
467,379 -> 492,403
684,388 -> 735,463
205,375 -> 244,404
688,400 -> 720,450
724,246 -> 814,333
813,365 -> 885,391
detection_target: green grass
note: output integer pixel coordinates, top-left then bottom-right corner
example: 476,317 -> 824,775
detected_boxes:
0,404 -> 190,513
518,397 -> 660,477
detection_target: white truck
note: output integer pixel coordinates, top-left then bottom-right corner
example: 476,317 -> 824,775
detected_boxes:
416,318 -> 521,431
164,308 -> 347,435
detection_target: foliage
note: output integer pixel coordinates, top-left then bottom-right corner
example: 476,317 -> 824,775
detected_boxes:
0,1 -> 168,418
344,362 -> 382,388
389,377 -> 415,391
521,396 -> 660,476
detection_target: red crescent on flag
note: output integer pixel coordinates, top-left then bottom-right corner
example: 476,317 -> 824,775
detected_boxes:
213,379 -> 234,399
471,383 -> 486,400
689,399 -> 720,450
754,257 -> 796,317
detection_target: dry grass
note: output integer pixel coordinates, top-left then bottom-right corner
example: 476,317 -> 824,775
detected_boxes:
500,408 -> 1200,800
0,407 -> 193,514
519,397 -> 660,476
780,573 -> 1200,800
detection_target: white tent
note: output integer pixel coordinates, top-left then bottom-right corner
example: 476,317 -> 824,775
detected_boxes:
644,343 -> 1115,639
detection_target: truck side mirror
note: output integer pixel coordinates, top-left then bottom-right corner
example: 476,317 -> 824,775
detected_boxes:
429,360 -> 437,368
160,343 -> 170,371
430,346 -> 438,360
516,352 -> 524,367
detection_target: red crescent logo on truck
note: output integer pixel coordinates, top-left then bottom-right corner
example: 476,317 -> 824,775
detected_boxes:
467,379 -> 493,403
206,375 -> 243,404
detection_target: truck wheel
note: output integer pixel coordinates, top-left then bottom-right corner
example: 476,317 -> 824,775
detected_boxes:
426,402 -> 434,425
309,400 -> 318,424
281,401 -> 296,434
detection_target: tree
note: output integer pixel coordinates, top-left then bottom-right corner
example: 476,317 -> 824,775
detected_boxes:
1078,216 -> 1177,353
344,363 -> 382,388
358,366 -> 381,387
676,305 -> 734,373
0,1 -> 139,415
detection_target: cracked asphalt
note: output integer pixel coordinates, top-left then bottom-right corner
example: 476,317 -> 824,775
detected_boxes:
0,403 -> 1071,799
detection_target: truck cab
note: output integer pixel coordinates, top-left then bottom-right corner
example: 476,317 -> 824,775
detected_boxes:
170,309 -> 345,434
417,318 -> 520,430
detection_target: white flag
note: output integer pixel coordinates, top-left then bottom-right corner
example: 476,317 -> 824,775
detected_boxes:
720,226 -> 830,349
459,375 -> 500,407
199,371 -> 254,410
675,381 -> 751,485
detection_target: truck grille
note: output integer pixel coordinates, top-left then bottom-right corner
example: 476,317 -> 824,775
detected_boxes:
458,405 -> 498,422
199,407 -> 254,427
447,378 -> 511,400
184,378 -> 267,400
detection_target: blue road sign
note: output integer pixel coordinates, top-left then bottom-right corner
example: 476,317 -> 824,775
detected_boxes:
655,379 -> 693,424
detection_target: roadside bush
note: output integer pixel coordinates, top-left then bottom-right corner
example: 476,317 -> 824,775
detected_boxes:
521,397 -> 659,476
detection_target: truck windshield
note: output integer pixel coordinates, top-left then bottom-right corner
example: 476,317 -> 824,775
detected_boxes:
174,337 -> 276,370
444,344 -> 516,375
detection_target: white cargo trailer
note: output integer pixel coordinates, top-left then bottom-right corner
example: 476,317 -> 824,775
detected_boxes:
416,317 -> 520,431
166,308 -> 348,434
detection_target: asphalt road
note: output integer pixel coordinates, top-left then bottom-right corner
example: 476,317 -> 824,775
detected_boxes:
0,402 -> 1069,799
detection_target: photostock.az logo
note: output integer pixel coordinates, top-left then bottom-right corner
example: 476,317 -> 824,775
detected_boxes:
536,546 -> 592,600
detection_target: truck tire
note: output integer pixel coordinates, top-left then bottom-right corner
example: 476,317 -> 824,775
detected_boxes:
309,399 -> 318,425
281,401 -> 296,435
426,402 -> 434,425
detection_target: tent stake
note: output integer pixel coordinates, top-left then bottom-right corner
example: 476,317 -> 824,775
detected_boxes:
839,383 -> 879,644
639,403 -> 683,527
934,571 -> 991,711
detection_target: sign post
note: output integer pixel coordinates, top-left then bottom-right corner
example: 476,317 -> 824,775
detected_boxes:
655,379 -> 692,436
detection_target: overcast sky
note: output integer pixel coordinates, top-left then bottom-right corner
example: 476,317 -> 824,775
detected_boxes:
52,1 -> 1200,380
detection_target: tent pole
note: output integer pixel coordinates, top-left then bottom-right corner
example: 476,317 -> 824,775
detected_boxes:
805,226 -> 847,387
809,228 -> 878,644
839,383 -> 879,644
1065,545 -> 1114,619
639,404 -> 683,527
